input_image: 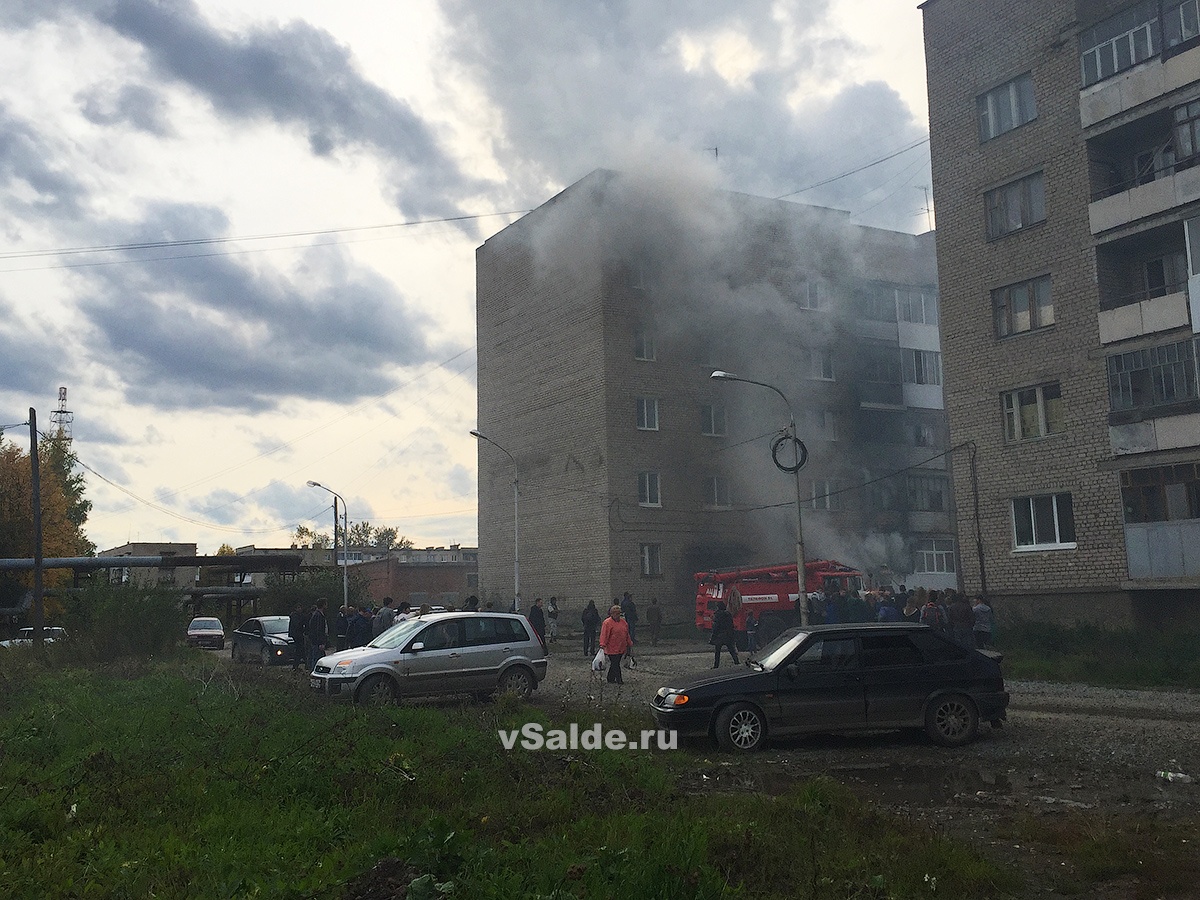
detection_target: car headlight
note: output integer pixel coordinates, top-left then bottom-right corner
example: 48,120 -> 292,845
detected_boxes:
334,659 -> 358,674
656,688 -> 689,706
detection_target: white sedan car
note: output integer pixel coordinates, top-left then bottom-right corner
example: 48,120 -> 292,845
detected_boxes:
0,626 -> 68,648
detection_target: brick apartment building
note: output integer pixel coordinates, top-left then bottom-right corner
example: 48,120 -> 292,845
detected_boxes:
475,170 -> 951,624
922,0 -> 1200,624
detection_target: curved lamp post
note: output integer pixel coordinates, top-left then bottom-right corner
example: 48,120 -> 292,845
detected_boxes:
306,480 -> 349,612
711,371 -> 809,625
471,430 -> 520,609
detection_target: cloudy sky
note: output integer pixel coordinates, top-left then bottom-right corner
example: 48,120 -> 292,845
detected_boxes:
0,0 -> 932,556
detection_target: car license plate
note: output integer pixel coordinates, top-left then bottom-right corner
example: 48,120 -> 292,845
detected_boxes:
310,677 -> 321,690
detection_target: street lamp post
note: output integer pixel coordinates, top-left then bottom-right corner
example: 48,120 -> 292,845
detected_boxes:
470,430 -> 520,610
306,480 -> 349,612
711,371 -> 810,625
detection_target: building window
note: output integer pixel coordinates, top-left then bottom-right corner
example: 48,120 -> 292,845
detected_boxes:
634,327 -> 656,361
914,421 -> 938,447
898,288 -> 939,325
638,471 -> 661,507
906,474 -> 947,512
1164,0 -> 1200,49
863,346 -> 902,384
797,277 -> 827,310
913,538 -> 956,574
993,275 -> 1053,337
806,408 -> 840,441
1107,339 -> 1198,411
978,73 -> 1036,142
1012,493 -> 1076,549
902,350 -> 942,386
701,403 -> 726,437
1176,98 -> 1200,169
866,474 -> 902,511
801,347 -> 835,380
862,283 -> 898,322
1121,463 -> 1200,523
466,572 -> 479,588
706,476 -> 732,509
1080,1 -> 1159,87
808,479 -> 842,510
985,171 -> 1045,239
636,397 -> 659,431
640,543 -> 662,577
1003,383 -> 1065,441
1145,250 -> 1189,298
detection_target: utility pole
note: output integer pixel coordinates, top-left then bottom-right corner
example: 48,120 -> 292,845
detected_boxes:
29,408 -> 45,647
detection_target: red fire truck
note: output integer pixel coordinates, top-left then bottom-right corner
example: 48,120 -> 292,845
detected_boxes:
694,560 -> 865,647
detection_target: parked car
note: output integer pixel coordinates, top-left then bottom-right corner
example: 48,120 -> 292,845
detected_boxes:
0,626 -> 67,648
186,617 -> 226,650
230,615 -> 295,665
650,623 -> 1009,752
310,611 -> 548,703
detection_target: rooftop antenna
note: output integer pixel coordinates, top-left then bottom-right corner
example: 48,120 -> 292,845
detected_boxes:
705,147 -> 719,161
50,386 -> 73,441
916,186 -> 934,232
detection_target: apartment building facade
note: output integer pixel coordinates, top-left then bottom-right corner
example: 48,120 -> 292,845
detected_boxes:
922,0 -> 1200,624
475,171 -> 950,621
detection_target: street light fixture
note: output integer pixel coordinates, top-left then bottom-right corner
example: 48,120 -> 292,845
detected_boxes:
711,370 -> 810,625
470,429 -> 520,610
306,480 -> 349,612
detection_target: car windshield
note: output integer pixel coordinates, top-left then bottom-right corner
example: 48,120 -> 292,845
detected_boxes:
190,618 -> 222,630
259,617 -> 290,635
751,627 -> 810,670
369,617 -> 428,650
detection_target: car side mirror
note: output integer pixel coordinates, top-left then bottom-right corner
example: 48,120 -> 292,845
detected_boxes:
409,642 -> 425,653
784,663 -> 799,680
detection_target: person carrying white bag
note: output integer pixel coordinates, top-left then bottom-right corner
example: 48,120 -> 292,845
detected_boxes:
598,604 -> 633,684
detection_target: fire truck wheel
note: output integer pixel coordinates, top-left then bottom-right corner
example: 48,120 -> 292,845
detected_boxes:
715,703 -> 766,752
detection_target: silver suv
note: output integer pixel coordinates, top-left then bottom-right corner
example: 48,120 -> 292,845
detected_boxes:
310,611 -> 548,703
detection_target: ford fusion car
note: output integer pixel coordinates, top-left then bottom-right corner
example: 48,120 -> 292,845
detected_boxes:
651,623 -> 1008,752
230,615 -> 295,665
310,611 -> 547,703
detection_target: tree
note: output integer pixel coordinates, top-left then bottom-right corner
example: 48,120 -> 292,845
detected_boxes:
215,543 -> 236,556
371,527 -> 414,550
42,434 -> 95,555
0,433 -> 94,615
348,521 -> 374,546
291,525 -> 331,549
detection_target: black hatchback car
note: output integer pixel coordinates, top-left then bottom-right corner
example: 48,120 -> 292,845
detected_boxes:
651,623 -> 1008,752
230,616 -> 295,666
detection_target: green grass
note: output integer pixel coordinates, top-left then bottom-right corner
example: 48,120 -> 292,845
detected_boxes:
999,619 -> 1200,689
0,654 -> 1021,899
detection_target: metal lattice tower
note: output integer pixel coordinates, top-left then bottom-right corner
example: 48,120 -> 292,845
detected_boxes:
50,386 -> 73,441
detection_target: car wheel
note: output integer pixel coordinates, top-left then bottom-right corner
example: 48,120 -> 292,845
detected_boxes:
497,667 -> 534,700
260,646 -> 272,666
356,674 -> 397,706
715,703 -> 766,753
925,693 -> 979,747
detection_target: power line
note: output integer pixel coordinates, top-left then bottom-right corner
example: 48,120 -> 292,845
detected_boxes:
775,137 -> 930,200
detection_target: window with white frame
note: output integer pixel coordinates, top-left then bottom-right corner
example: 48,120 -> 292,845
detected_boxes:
700,403 -> 726,436
634,327 -> 656,361
1121,463 -> 1200,523
1145,250 -> 1189,298
1164,0 -> 1200,50
640,543 -> 662,577
902,350 -> 941,386
898,288 -> 939,326
1012,493 -> 1076,549
808,478 -> 842,510
1108,339 -> 1199,411
806,408 -> 840,441
913,538 -> 957,574
863,346 -> 902,384
985,171 -> 1046,239
906,474 -> 947,512
797,277 -> 827,310
706,476 -> 732,508
993,275 -> 1054,337
801,347 -> 835,380
977,73 -> 1036,142
914,421 -> 938,447
1176,98 -> 1200,168
1003,383 -> 1065,442
1080,1 -> 1159,87
636,397 -> 659,431
638,471 -> 661,507
861,283 -> 898,323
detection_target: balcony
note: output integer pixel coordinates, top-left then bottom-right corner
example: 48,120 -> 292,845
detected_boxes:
1090,165 -> 1200,234
1080,40 -> 1200,129
1098,287 -> 1190,343
1125,519 -> 1200,578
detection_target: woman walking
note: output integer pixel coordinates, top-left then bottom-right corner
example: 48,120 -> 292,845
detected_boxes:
599,604 -> 633,684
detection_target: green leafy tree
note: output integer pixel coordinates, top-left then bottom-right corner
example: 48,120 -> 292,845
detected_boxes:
372,527 -> 413,550
348,520 -> 374,546
260,568 -> 370,616
41,434 -> 95,555
291,525 -> 331,549
215,543 -> 236,556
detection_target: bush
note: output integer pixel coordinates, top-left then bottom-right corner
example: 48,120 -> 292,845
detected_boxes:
59,580 -> 189,662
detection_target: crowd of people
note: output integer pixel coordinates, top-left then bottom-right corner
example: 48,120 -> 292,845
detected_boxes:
806,585 -> 994,650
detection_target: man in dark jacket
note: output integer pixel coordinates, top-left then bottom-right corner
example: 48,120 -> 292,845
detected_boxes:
581,601 -> 601,657
346,605 -> 373,648
710,601 -> 740,668
528,597 -> 547,646
620,592 -> 639,642
288,603 -> 306,670
306,598 -> 328,671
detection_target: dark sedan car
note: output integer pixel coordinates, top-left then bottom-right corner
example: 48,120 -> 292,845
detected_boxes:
651,623 -> 1008,751
231,616 -> 295,666
186,617 -> 226,650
